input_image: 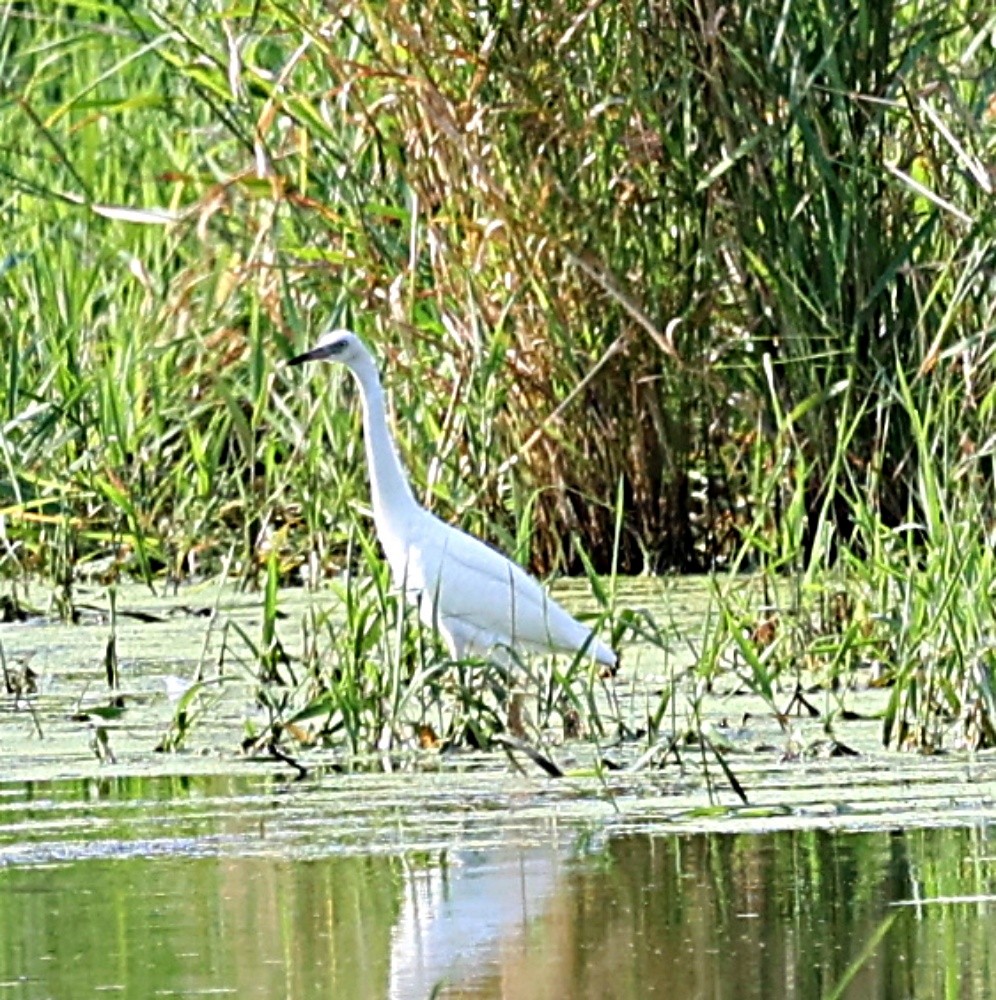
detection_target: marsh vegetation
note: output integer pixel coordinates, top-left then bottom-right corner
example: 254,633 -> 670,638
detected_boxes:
2,2 -> 995,757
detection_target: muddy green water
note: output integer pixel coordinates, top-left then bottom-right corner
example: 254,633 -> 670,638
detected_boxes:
0,775 -> 993,999
2,579 -> 996,997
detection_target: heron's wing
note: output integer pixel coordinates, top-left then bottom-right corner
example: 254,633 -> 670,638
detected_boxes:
404,518 -> 594,654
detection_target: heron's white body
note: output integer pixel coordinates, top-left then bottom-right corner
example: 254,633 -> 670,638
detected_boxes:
289,330 -> 617,668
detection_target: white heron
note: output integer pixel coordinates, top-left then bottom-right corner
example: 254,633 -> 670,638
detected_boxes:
287,329 -> 617,669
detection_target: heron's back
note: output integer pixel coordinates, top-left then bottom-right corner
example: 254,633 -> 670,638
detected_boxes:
396,513 -> 616,666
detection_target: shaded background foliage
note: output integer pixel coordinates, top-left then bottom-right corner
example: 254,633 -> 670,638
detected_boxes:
1,0 -> 993,583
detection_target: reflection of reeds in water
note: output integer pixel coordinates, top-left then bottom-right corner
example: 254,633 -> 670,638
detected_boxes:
467,829 -> 996,1000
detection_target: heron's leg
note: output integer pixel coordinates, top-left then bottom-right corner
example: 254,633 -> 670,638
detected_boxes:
435,618 -> 518,726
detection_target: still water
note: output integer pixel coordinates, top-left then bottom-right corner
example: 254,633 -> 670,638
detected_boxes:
1,775 -> 993,999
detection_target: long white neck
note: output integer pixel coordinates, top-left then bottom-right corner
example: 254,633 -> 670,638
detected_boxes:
348,357 -> 420,531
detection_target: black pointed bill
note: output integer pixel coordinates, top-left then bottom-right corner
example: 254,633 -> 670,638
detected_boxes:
287,346 -> 322,367
287,336 -> 349,367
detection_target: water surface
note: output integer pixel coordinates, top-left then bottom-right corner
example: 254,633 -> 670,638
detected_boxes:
1,774 -> 994,999
3,580 -> 996,997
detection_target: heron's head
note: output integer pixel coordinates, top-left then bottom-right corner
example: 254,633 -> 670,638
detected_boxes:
287,328 -> 370,369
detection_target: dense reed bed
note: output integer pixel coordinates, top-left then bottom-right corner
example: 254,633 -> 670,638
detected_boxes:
2,1 -> 994,753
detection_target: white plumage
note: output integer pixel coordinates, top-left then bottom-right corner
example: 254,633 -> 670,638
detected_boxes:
288,328 -> 617,669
